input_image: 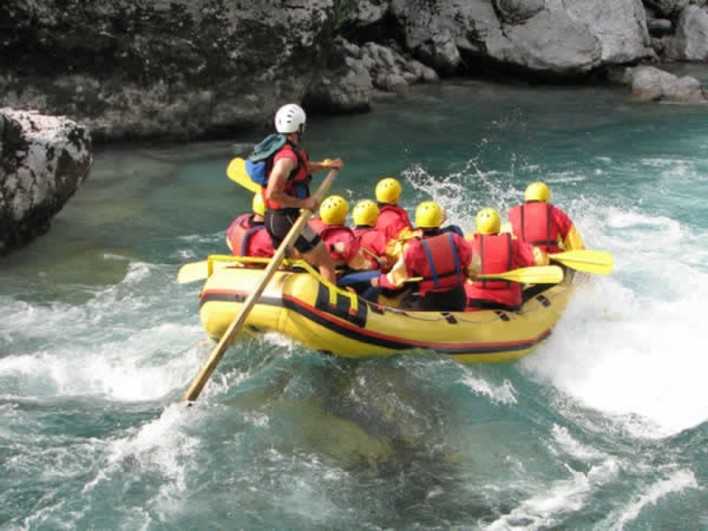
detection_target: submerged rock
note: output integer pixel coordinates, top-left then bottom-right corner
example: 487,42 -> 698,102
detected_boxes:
0,109 -> 92,255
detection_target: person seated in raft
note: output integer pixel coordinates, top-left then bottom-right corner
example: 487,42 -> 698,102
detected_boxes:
351,199 -> 392,271
226,193 -> 274,258
371,201 -> 473,311
465,208 -> 548,312
373,177 -> 413,242
318,195 -> 369,271
508,181 -> 584,253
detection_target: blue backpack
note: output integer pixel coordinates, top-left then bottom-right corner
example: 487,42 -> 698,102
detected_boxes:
245,134 -> 288,187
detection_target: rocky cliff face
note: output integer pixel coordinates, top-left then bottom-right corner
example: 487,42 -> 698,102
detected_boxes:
0,0 -> 704,142
0,109 -> 92,254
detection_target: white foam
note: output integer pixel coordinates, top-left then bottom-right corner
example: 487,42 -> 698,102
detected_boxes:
550,424 -> 606,461
524,204 -> 708,438
610,469 -> 698,529
460,372 -> 518,405
485,459 -> 620,530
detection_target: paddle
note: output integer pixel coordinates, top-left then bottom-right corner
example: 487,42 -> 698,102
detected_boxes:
549,250 -> 614,275
226,158 -> 261,194
476,265 -> 564,285
177,255 -> 237,284
182,170 -> 338,402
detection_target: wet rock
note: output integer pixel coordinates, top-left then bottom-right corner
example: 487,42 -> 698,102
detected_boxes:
0,109 -> 92,255
630,65 -> 707,102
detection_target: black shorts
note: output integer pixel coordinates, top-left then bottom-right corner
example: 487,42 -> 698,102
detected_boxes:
265,209 -> 321,254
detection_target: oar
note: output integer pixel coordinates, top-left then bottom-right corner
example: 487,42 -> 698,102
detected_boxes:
476,265 -> 564,285
226,157 -> 261,194
549,250 -> 614,275
182,170 -> 338,402
177,259 -> 227,284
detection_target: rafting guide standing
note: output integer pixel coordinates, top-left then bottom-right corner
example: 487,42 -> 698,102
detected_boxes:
258,103 -> 343,283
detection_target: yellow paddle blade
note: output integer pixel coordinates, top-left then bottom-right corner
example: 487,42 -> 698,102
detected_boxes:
226,157 -> 261,194
477,265 -> 564,285
176,255 -> 243,284
550,250 -> 614,275
176,260 -> 229,284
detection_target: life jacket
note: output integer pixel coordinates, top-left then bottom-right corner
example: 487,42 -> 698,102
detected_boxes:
320,225 -> 358,264
470,233 -> 513,290
375,204 -> 412,241
508,202 -> 560,253
354,226 -> 388,269
412,233 -> 466,294
466,233 -> 522,309
255,140 -> 311,210
226,214 -> 273,257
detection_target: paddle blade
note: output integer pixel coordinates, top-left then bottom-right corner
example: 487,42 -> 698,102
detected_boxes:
477,265 -> 564,285
550,250 -> 614,275
226,157 -> 261,194
177,258 -> 237,284
177,261 -> 209,284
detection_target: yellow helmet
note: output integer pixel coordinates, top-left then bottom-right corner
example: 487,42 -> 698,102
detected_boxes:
524,181 -> 551,202
375,177 -> 402,204
319,195 -> 349,225
475,208 -> 501,235
252,193 -> 266,217
352,199 -> 380,227
415,201 -> 445,229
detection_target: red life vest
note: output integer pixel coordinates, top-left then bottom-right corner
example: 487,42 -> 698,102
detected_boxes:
226,214 -> 273,257
467,233 -> 521,308
375,204 -> 412,241
508,202 -> 560,253
264,143 -> 312,210
320,225 -> 358,264
354,226 -> 388,269
411,233 -> 465,294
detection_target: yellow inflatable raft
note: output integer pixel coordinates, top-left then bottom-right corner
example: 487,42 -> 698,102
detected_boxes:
198,257 -> 579,364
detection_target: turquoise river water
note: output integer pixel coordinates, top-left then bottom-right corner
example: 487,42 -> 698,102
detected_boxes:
1,79 -> 707,530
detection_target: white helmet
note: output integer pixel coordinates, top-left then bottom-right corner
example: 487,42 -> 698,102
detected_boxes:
274,103 -> 306,134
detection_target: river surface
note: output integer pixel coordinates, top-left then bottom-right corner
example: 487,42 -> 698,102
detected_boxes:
1,79 -> 707,530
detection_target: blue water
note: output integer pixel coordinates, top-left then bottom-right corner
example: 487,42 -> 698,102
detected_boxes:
1,79 -> 707,529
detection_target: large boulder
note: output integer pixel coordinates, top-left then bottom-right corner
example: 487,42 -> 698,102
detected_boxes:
391,0 -> 653,76
0,109 -> 92,255
0,0 -> 336,141
666,5 -> 708,60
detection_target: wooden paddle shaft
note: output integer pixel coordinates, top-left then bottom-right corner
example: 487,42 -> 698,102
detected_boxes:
183,170 -> 337,402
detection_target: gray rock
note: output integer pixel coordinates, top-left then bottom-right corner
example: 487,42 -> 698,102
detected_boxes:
393,0 -> 652,76
648,18 -> 674,35
494,0 -> 545,24
669,5 -> 708,60
0,109 -> 92,255
304,58 -> 373,113
643,0 -> 690,17
630,65 -> 707,101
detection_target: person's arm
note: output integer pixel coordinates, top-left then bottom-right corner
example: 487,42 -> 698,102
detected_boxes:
554,207 -> 585,250
515,240 -> 547,267
308,158 -> 344,173
265,158 -> 318,210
